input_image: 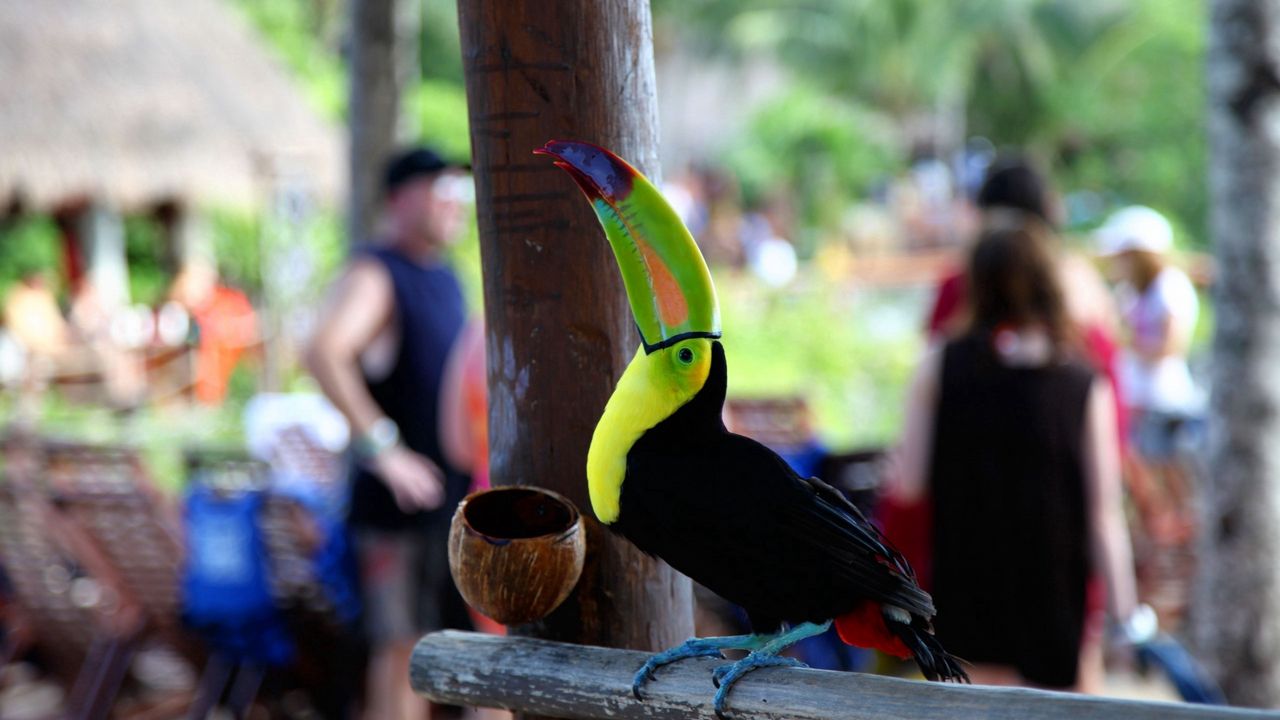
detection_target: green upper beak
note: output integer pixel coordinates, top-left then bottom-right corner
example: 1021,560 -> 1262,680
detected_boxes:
535,140 -> 720,353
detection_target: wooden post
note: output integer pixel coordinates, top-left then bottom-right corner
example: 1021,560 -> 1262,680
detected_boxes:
1197,0 -> 1280,705
411,631 -> 1274,720
457,0 -> 694,654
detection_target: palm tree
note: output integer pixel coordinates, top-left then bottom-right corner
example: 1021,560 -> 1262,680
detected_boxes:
1195,0 -> 1280,706
658,0 -> 1123,150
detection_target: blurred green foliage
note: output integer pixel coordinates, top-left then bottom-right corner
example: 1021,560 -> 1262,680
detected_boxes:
659,0 -> 1207,243
124,215 -> 170,306
420,0 -> 464,83
208,209 -> 265,293
0,216 -> 62,299
230,0 -> 470,164
660,0 -> 1058,118
1,392 -> 248,494
206,206 -> 347,301
720,84 -> 899,257
1045,0 -> 1207,243
231,0 -> 347,119
231,0 -> 1208,243
718,272 -> 925,447
410,79 -> 472,163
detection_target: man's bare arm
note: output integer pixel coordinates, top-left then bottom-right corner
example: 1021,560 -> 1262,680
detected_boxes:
305,258 -> 395,438
305,258 -> 444,511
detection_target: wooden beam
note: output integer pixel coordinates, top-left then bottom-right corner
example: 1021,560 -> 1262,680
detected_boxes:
412,631 -> 1274,720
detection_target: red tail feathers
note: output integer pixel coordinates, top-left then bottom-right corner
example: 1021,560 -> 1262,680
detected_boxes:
835,601 -> 912,658
837,601 -> 969,682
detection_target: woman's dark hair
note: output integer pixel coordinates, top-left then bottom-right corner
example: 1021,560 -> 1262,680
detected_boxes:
967,210 -> 1074,356
976,156 -> 1054,227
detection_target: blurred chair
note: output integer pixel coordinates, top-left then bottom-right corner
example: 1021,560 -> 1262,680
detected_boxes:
35,440 -> 201,718
240,396 -> 353,631
252,425 -> 364,719
0,566 -> 26,670
724,396 -> 827,478
41,442 -> 190,646
724,396 -> 813,447
0,469 -> 148,719
41,442 -> 181,594
141,342 -> 198,405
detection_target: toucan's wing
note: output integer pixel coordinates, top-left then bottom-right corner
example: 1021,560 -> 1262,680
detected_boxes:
717,434 -> 936,619
620,429 -> 936,622
780,470 -> 936,617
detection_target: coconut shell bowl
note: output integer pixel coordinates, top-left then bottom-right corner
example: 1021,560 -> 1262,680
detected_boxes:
447,486 -> 586,625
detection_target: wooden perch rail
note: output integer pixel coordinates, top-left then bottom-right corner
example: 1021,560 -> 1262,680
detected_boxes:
411,631 -> 1274,720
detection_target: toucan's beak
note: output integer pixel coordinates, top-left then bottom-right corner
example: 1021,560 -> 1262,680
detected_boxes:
535,140 -> 720,353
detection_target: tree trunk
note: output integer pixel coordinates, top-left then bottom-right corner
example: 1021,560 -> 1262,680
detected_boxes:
1196,0 -> 1280,706
456,0 -> 694,658
346,0 -> 418,243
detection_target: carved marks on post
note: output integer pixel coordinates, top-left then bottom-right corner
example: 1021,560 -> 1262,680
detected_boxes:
486,191 -> 572,239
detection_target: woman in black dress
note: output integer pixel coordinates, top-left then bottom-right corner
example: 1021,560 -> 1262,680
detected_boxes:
888,210 -> 1138,691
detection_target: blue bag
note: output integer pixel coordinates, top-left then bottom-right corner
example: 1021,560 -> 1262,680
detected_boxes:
181,485 -> 294,666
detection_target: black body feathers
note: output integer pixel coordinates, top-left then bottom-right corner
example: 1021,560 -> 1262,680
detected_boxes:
614,342 -> 934,631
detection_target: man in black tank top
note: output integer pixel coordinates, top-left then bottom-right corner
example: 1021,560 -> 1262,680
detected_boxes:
306,147 -> 472,718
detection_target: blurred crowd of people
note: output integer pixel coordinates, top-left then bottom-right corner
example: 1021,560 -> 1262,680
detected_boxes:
680,152 -> 1205,697
884,156 -> 1202,692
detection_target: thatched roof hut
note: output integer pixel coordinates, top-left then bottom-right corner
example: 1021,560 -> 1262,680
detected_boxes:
0,0 -> 344,211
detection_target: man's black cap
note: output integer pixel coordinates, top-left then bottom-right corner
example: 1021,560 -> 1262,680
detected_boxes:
383,146 -> 461,195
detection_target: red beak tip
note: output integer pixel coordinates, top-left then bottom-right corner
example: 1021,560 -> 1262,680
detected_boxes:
534,140 -> 571,158
535,140 -> 628,200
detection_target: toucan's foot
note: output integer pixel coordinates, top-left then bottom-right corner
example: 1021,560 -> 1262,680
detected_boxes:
711,654 -> 808,719
631,635 -> 767,701
711,654 -> 807,688
702,620 -> 831,718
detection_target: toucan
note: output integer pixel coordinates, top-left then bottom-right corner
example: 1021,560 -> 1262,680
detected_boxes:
535,140 -> 968,717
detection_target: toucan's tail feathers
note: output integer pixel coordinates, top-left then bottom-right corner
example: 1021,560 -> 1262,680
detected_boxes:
886,616 -> 970,683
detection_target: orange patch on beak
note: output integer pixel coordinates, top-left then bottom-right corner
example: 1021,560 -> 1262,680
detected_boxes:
638,237 -> 688,329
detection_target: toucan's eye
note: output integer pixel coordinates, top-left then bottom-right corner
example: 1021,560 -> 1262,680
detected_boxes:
678,347 -> 694,364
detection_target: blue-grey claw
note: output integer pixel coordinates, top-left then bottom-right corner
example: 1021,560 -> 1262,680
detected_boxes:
631,639 -> 728,701
711,655 -> 808,718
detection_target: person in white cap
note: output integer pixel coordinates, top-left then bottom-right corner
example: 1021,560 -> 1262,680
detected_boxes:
1097,205 -> 1201,540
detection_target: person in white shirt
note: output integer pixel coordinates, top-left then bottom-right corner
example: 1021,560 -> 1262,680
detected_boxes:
1097,206 -> 1201,540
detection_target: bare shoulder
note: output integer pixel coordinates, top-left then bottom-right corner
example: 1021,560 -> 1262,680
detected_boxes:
310,255 -> 395,349
336,255 -> 393,297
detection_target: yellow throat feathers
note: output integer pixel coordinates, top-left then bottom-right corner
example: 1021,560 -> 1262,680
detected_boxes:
586,339 -> 712,524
